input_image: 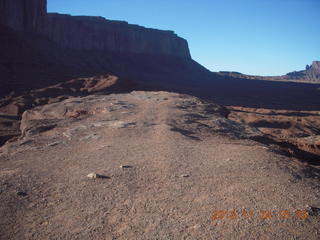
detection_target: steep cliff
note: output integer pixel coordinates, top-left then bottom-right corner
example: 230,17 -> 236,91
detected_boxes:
0,0 -> 199,99
0,0 -> 190,58
44,14 -> 191,58
0,0 -> 46,32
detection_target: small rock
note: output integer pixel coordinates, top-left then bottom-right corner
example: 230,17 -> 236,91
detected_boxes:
120,165 -> 132,169
20,140 -> 33,146
17,191 -> 27,197
47,142 -> 60,147
181,174 -> 190,178
87,172 -> 109,179
305,205 -> 320,216
87,172 -> 98,179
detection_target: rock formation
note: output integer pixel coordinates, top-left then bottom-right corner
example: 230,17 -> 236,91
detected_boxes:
306,61 -> 320,79
45,13 -> 190,58
0,0 -> 190,58
0,0 -> 197,99
0,0 -> 46,32
285,61 -> 320,82
218,61 -> 320,82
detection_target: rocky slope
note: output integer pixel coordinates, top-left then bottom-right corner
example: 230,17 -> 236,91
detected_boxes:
228,106 -> 320,162
1,92 -> 319,239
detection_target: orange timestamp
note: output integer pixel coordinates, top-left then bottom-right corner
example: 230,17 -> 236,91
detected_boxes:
211,209 -> 309,221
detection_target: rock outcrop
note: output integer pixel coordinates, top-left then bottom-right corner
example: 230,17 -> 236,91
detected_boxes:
285,61 -> 320,82
0,75 -> 131,116
306,61 -> 320,79
0,0 -> 46,32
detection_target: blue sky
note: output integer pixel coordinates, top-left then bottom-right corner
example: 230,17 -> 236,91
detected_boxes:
48,0 -> 320,76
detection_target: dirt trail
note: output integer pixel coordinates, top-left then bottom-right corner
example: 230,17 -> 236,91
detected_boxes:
0,91 -> 319,239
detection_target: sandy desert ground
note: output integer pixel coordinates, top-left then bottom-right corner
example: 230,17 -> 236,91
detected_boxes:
1,91 -> 319,239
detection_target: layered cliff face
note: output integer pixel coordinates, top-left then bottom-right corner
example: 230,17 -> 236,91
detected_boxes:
0,0 -> 46,32
44,14 -> 191,58
0,0 -> 193,100
0,0 -> 190,58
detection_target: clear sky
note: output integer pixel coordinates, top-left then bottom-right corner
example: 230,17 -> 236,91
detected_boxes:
48,0 -> 320,76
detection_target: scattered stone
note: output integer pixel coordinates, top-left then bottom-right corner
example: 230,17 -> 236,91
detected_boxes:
87,172 -> 98,179
87,172 -> 109,179
181,174 -> 190,178
80,134 -> 99,141
120,165 -> 132,169
20,140 -> 33,146
107,121 -> 137,128
68,110 -> 88,119
305,205 -> 320,216
63,132 -> 72,139
17,191 -> 27,197
47,141 -> 60,147
141,122 -> 156,127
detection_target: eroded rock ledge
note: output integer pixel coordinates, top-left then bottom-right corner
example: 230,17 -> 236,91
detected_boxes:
2,91 -> 263,154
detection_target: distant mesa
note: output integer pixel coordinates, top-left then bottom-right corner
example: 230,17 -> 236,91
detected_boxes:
218,71 -> 244,77
217,61 -> 320,82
